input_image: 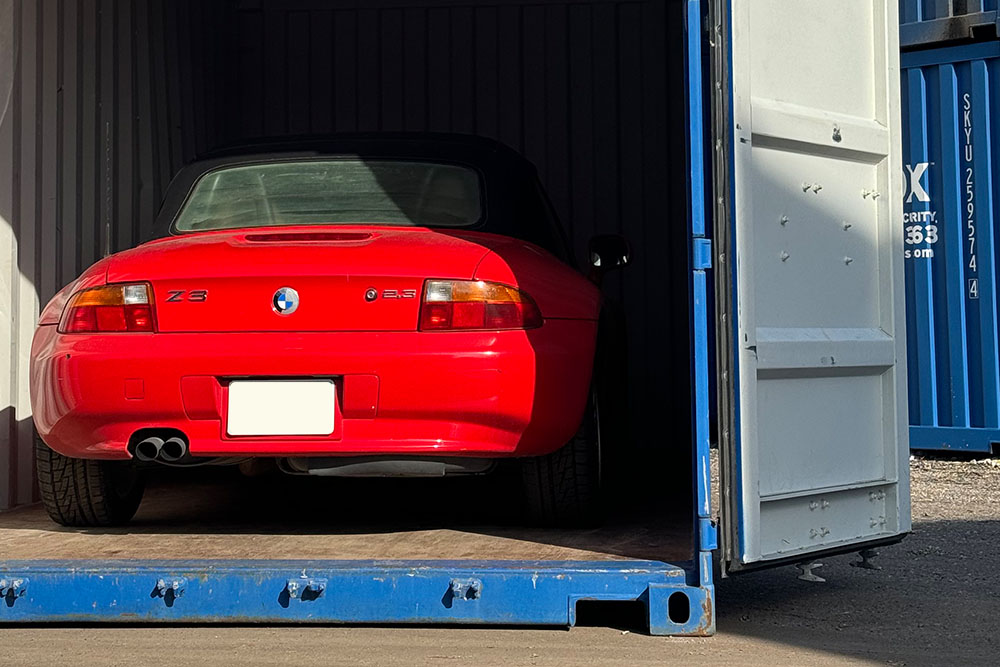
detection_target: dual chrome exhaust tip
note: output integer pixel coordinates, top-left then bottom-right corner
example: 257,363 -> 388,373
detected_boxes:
133,435 -> 189,463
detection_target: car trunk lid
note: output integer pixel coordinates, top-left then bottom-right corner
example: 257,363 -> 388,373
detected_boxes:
106,227 -> 492,332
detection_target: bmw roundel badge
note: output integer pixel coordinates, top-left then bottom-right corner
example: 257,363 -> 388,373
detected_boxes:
272,287 -> 299,315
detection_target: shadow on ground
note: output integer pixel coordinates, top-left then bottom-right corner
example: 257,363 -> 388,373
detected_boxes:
713,454 -> 1000,665
1,466 -> 691,563
3,458 -> 998,665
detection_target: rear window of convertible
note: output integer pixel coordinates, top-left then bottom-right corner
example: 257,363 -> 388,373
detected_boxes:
173,159 -> 483,231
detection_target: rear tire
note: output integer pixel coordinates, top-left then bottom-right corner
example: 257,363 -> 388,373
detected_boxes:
35,432 -> 145,527
521,388 -> 604,526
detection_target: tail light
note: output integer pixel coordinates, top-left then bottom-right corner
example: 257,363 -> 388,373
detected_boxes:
58,283 -> 156,333
419,280 -> 542,331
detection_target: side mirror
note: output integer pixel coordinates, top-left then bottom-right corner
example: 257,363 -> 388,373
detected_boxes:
588,234 -> 631,281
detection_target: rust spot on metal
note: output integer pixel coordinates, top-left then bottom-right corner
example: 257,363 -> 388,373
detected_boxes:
693,592 -> 715,636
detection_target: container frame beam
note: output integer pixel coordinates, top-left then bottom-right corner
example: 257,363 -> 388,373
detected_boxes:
901,9 -> 1000,50
0,559 -> 715,635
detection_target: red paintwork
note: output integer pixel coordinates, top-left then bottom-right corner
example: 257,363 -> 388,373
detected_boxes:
30,226 -> 601,460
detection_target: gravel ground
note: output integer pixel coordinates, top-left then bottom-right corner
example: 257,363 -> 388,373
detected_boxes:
909,454 -> 1000,519
2,455 -> 999,666
711,454 -> 1000,665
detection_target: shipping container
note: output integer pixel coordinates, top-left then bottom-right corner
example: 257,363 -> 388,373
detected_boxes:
901,41 -> 1000,453
0,0 -> 910,633
899,0 -> 1000,49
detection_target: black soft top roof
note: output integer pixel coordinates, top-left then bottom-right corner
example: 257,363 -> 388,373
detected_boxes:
193,133 -> 529,163
148,133 -> 568,258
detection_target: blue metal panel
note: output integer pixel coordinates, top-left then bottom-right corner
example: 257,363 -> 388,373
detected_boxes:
0,560 -> 712,635
904,67 -> 941,429
911,425 -> 1000,451
935,61 -> 971,427
969,60 -> 1000,429
688,0 -> 707,240
903,40 -> 1000,68
902,43 -> 1000,452
686,0 -> 718,588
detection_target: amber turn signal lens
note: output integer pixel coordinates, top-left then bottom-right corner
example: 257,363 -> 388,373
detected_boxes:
419,280 -> 542,331
58,284 -> 155,333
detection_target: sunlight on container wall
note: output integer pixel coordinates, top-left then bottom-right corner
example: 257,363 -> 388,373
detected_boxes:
0,0 -> 193,509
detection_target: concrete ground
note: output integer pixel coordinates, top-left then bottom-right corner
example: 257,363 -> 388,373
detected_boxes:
2,455 -> 999,666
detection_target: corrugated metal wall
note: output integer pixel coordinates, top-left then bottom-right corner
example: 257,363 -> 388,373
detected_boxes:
902,42 -> 1000,452
0,0 -> 200,508
223,0 -> 692,478
1,0 -> 692,508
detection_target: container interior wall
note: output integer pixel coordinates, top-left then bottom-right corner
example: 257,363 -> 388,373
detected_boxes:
902,44 -> 1000,448
0,0 -> 196,509
0,0 -> 695,525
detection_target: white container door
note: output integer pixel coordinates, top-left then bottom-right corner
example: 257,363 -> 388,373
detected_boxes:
719,0 -> 911,571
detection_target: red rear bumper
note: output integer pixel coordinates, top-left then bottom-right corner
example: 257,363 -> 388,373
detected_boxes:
30,321 -> 596,460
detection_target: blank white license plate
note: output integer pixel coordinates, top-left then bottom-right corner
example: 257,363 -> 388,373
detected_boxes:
227,380 -> 336,436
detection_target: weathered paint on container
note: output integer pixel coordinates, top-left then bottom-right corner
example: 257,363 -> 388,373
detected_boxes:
899,0 -> 1000,49
901,41 -> 1000,452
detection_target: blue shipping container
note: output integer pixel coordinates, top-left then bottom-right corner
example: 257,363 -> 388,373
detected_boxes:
0,0 -> 913,631
902,41 -> 1000,453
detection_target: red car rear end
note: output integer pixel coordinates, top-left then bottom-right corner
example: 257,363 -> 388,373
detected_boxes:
32,226 -> 599,460
29,135 -> 629,528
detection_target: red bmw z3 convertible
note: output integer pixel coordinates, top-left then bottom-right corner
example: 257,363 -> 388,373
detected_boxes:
30,134 -> 630,527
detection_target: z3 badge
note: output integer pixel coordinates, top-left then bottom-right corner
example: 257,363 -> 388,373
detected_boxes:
166,290 -> 208,302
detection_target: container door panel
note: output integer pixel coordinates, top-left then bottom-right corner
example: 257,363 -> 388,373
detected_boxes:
721,0 -> 911,570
